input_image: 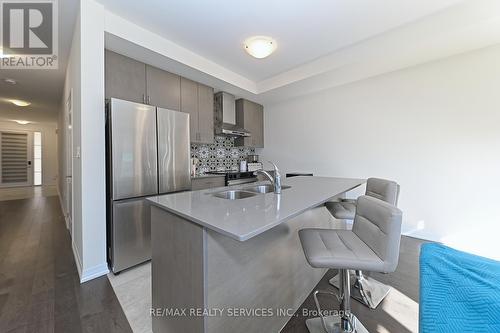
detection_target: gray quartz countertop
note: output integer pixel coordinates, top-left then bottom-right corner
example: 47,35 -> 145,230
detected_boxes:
148,176 -> 365,242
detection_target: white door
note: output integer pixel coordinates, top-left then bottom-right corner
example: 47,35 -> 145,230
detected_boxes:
0,131 -> 33,187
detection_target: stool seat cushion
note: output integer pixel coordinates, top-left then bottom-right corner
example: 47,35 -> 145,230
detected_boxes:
299,228 -> 385,271
325,201 -> 356,220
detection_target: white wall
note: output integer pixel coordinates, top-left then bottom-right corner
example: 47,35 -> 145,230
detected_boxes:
60,0 -> 107,283
260,44 -> 500,260
0,121 -> 58,186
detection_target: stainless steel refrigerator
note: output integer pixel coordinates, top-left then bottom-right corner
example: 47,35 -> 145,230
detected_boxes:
106,98 -> 191,273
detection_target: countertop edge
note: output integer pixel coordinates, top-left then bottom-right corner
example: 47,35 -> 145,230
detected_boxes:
148,179 -> 365,242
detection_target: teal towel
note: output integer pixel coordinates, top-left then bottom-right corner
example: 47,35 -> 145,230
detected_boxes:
419,243 -> 500,332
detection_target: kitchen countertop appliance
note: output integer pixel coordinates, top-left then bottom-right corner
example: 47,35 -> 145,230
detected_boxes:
106,98 -> 191,273
247,162 -> 263,172
246,154 -> 259,163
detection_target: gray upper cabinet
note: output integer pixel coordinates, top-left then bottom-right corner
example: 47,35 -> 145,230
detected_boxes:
105,50 -> 146,104
146,65 -> 181,111
105,50 -> 214,144
235,99 -> 264,148
106,50 -> 181,110
197,84 -> 214,144
180,78 -> 199,142
181,78 -> 214,144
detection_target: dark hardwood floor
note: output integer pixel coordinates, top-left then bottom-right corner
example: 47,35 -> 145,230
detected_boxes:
282,236 -> 427,333
0,195 -> 131,333
0,193 -> 425,333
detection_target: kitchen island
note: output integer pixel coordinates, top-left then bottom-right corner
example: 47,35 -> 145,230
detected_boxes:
148,176 -> 365,333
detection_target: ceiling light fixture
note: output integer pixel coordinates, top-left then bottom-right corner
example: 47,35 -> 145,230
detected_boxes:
244,36 -> 277,59
15,120 -> 30,125
10,99 -> 31,107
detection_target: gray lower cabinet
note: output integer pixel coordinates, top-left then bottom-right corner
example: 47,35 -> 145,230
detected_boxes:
181,78 -> 214,144
235,99 -> 264,148
105,50 -> 146,104
191,176 -> 225,191
146,65 -> 181,111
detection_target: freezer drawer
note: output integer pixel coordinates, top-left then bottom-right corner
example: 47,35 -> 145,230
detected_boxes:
157,108 -> 191,193
109,99 -> 158,200
111,198 -> 151,272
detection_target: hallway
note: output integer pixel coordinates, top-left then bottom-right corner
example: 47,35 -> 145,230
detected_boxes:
0,186 -> 58,202
0,195 -> 131,332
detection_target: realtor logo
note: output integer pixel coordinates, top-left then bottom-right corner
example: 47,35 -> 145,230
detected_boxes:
0,0 -> 58,69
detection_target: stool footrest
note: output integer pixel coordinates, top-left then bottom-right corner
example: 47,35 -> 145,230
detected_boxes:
329,272 -> 391,309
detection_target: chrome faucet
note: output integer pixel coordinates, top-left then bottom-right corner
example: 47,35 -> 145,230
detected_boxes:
253,161 -> 282,194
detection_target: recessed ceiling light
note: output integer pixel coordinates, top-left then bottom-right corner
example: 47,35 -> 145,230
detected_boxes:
244,36 -> 277,59
15,120 -> 30,125
10,99 -> 31,107
3,78 -> 17,85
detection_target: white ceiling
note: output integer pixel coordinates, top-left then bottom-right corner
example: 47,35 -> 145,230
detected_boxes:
1,0 -> 499,124
0,0 -> 79,124
98,0 -> 463,82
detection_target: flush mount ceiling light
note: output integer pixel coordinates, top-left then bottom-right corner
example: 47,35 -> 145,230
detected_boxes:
10,99 -> 31,107
15,120 -> 30,125
244,36 -> 277,59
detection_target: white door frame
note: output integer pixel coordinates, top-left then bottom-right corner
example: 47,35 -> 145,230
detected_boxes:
66,89 -> 74,237
0,129 -> 34,188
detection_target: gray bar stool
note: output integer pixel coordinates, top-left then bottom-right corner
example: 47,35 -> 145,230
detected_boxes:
299,196 -> 402,333
325,178 -> 400,309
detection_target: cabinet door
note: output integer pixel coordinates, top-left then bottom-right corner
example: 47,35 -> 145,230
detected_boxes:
105,50 -> 146,104
252,103 -> 264,148
180,77 -> 199,142
146,65 -> 181,110
235,99 -> 264,148
235,99 -> 248,147
197,83 -> 214,144
191,176 -> 225,191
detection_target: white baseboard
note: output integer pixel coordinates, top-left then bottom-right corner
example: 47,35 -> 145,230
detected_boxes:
72,240 -> 83,280
72,239 -> 109,283
56,187 -> 70,230
80,263 -> 109,283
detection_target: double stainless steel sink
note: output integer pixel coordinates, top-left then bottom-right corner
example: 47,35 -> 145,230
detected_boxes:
246,184 -> 291,194
212,184 -> 291,200
212,190 -> 256,200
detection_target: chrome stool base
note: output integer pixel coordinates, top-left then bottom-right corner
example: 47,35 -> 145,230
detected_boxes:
306,315 -> 369,333
329,271 -> 391,309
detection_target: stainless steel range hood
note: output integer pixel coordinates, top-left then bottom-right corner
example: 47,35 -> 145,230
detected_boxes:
214,92 -> 251,137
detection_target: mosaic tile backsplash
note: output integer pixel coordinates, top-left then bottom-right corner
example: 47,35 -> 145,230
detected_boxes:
191,136 -> 255,174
